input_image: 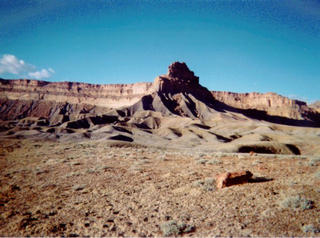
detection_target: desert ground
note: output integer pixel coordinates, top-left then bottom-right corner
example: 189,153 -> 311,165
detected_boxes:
1,137 -> 319,237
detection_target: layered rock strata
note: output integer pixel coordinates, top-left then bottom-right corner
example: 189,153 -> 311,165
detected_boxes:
0,79 -> 153,108
211,91 -> 309,120
0,62 -> 319,123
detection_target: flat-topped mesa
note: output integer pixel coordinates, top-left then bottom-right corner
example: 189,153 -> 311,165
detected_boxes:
0,78 -> 154,111
153,62 -> 201,94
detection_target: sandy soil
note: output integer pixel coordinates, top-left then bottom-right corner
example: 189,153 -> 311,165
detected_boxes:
0,138 -> 319,236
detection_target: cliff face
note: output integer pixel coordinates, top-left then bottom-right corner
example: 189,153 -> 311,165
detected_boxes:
0,67 -> 318,124
210,91 -> 310,120
0,79 -> 153,108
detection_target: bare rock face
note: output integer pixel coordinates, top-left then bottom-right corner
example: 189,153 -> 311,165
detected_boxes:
0,78 -> 153,121
211,91 -> 318,120
0,79 -> 153,109
153,62 -> 202,94
168,62 -> 199,84
216,171 -> 253,189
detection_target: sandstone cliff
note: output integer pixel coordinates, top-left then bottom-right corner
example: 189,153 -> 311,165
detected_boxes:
0,78 -> 153,122
211,91 -> 309,120
0,78 -> 153,108
0,63 -> 319,124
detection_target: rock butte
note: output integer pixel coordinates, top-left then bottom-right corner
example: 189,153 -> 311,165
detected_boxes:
0,62 -> 319,155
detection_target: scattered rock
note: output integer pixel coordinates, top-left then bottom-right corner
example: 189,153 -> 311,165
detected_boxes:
216,170 -> 253,189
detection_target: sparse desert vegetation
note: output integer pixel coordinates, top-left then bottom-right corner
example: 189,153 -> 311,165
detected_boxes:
0,138 -> 319,236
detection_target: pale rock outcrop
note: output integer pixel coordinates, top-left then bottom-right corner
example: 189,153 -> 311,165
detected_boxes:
0,78 -> 153,108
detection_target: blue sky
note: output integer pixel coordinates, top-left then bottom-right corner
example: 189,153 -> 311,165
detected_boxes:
0,0 -> 319,102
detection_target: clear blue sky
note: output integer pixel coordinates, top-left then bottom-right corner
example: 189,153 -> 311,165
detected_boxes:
0,0 -> 319,102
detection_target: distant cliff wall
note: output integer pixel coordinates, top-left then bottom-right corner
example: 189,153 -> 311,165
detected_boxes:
211,91 -> 309,120
0,78 -> 318,122
0,79 -> 153,108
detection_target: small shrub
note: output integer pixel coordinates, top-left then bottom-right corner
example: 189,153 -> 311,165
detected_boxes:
101,165 -> 111,170
161,220 -> 180,236
252,160 -> 263,166
204,178 -> 215,185
301,224 -> 320,234
203,178 -> 216,191
136,160 -> 150,166
199,153 -> 206,158
72,184 -> 86,191
160,220 -> 195,236
192,180 -> 204,187
192,178 -> 216,191
279,195 -> 314,210
237,154 -> 246,159
129,165 -> 143,172
207,159 -> 222,165
35,167 -> 49,175
309,157 -> 320,166
66,172 -> 81,178
314,170 -> 320,179
159,154 -> 168,161
86,168 -> 96,174
215,152 -> 225,158
196,159 -> 208,165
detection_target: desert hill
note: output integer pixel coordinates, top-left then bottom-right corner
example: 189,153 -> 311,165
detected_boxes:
0,62 -> 320,155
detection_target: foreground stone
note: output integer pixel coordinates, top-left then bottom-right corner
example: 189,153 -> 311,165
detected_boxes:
216,170 -> 253,189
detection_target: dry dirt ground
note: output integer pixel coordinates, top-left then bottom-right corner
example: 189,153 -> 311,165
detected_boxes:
0,138 -> 320,237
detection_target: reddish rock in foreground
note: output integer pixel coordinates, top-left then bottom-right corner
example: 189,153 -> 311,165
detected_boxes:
216,170 -> 253,189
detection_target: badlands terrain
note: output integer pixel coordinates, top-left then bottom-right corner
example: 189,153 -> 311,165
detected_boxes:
0,62 -> 320,236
